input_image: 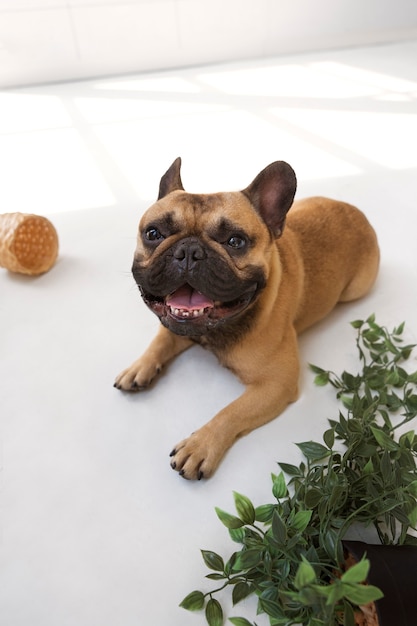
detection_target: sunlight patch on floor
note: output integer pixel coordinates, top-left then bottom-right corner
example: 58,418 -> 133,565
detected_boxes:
271,108 -> 417,170
0,55 -> 416,214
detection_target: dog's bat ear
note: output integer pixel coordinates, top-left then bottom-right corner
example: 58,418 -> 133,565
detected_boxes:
242,161 -> 297,237
158,157 -> 184,199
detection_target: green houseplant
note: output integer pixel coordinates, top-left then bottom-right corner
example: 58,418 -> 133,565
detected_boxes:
180,315 -> 417,626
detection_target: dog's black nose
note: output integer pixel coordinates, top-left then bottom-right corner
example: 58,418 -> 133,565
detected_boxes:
173,239 -> 206,269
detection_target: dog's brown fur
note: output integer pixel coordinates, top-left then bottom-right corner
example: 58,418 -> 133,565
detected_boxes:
115,159 -> 379,480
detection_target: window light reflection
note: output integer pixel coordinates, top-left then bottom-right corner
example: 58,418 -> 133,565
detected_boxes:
197,64 -> 382,99
271,108 -> 417,170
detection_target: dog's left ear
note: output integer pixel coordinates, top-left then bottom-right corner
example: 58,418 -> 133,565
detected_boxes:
242,161 -> 297,237
158,157 -> 185,199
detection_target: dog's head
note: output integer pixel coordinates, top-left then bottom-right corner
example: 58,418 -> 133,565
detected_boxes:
131,158 -> 296,336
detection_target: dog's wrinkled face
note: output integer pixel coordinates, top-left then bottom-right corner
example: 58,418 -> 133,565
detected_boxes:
132,192 -> 270,335
131,158 -> 297,337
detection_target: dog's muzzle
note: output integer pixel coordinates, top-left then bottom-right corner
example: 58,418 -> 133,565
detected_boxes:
139,282 -> 259,336
133,238 -> 265,336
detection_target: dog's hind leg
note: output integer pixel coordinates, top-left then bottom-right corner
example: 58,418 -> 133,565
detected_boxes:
339,235 -> 380,303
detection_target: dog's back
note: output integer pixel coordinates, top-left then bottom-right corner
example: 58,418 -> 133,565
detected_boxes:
280,197 -> 380,333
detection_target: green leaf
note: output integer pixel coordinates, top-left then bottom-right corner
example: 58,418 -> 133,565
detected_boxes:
201,550 -> 225,572
255,504 -> 275,523
393,506 -> 411,525
215,507 -> 244,529
380,449 -> 392,483
320,528 -> 342,561
341,371 -> 360,390
258,597 -> 285,619
228,618 -> 254,626
341,557 -> 370,584
278,462 -> 302,476
370,426 -> 399,451
229,527 -> 246,543
314,372 -> 330,386
343,601 -> 356,626
340,394 -> 354,410
393,321 -> 405,336
406,480 -> 417,497
291,509 -> 313,532
399,430 -> 415,447
350,319 -> 364,329
401,344 -> 416,359
363,458 -> 374,474
232,582 -> 253,605
180,590 -> 205,611
386,369 -> 400,385
233,492 -> 255,525
343,583 -> 384,605
271,510 -> 287,544
260,585 -> 279,603
406,394 -> 417,410
367,373 -> 386,390
205,598 -> 223,626
408,506 -> 417,529
294,558 -> 316,589
309,363 -> 327,374
323,428 -> 335,449
408,371 -> 417,384
363,329 -> 381,343
271,472 -> 288,499
329,485 -> 347,509
234,548 -> 263,570
304,488 -> 322,508
320,581 -> 344,606
224,553 -> 238,576
296,441 -> 331,461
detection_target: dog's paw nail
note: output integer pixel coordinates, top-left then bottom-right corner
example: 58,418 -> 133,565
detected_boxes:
171,461 -> 176,469
179,469 -> 189,479
198,470 -> 204,481
169,448 -> 176,457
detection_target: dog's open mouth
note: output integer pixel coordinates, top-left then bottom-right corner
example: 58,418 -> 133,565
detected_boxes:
166,284 -> 215,320
142,283 -> 257,329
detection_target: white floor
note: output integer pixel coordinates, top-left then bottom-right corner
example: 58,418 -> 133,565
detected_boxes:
1,39 -> 417,626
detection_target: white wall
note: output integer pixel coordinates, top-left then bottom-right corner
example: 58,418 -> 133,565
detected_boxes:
1,0 -> 417,88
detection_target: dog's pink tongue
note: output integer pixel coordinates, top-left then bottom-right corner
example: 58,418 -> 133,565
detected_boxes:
166,285 -> 214,310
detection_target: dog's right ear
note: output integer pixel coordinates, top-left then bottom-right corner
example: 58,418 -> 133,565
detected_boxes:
158,157 -> 184,199
243,161 -> 297,238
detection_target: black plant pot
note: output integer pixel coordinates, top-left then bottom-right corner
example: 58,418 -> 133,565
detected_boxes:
343,540 -> 417,626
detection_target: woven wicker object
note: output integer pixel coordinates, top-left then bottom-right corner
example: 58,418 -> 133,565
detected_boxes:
0,213 -> 58,275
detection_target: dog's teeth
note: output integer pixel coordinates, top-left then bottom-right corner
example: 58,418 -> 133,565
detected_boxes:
170,305 -> 206,319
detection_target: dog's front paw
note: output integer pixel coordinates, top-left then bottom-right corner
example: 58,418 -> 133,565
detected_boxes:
114,358 -> 162,391
170,429 -> 224,480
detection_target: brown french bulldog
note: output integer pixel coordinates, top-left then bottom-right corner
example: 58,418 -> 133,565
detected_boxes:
114,158 -> 379,480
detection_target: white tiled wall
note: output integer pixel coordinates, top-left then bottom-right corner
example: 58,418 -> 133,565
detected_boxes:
1,0 -> 417,87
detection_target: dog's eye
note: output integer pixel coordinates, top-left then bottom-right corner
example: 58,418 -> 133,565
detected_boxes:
227,235 -> 246,250
144,227 -> 164,242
